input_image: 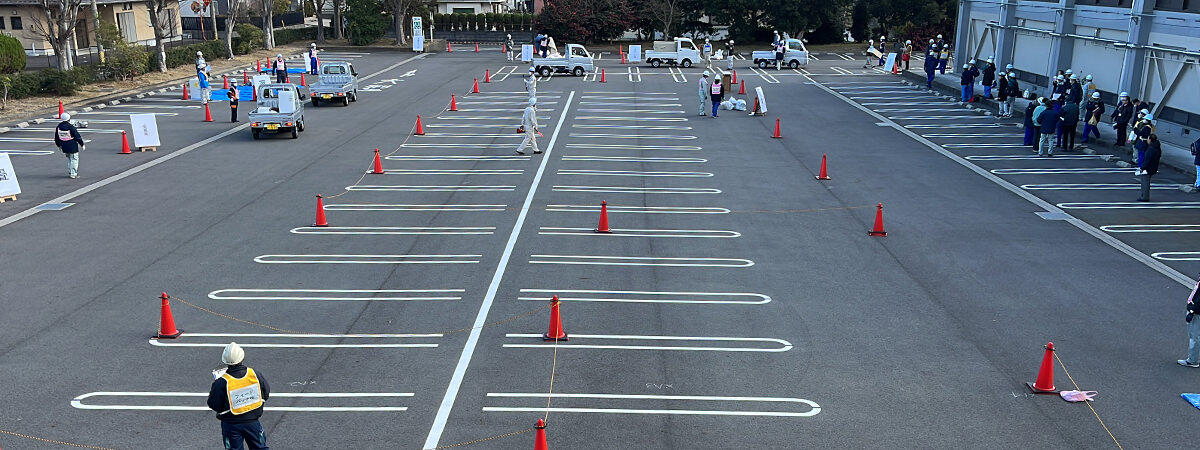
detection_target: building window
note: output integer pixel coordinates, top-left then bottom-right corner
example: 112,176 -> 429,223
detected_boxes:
122,3 -> 133,11
0,17 -> 6,30
10,17 -> 21,30
452,7 -> 474,13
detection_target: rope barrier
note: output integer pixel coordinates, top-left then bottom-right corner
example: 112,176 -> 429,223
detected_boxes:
1053,351 -> 1123,450
0,429 -> 116,450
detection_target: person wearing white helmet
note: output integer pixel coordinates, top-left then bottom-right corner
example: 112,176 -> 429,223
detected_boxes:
876,36 -> 887,67
709,75 -> 724,117
505,34 -> 515,61
959,60 -> 979,103
207,342 -> 271,450
1081,92 -> 1104,144
864,39 -> 877,69
726,39 -> 735,70
196,51 -> 206,71
997,71 -> 1013,117
1079,74 -> 1096,110
1058,90 -> 1081,151
54,112 -> 84,179
981,57 -> 996,99
516,97 -> 541,155
1132,109 -> 1155,166
703,38 -> 712,60
273,53 -> 287,83
937,39 -> 950,74
698,71 -> 711,116
1023,92 -> 1039,147
525,66 -> 537,99
308,43 -> 319,75
902,40 -> 913,71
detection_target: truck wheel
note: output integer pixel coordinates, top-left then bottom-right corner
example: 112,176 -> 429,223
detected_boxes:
572,67 -> 584,77
538,67 -> 552,77
342,97 -> 349,106
758,60 -> 768,69
789,60 -> 800,69
651,59 -> 661,68
681,59 -> 692,68
252,130 -> 261,139
312,98 -> 319,107
290,129 -> 298,139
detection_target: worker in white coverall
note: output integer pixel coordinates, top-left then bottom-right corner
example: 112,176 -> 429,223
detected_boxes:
525,67 -> 536,99
516,97 -> 541,155
698,71 -> 710,116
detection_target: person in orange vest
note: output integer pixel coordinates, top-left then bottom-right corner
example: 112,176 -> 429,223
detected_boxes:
207,343 -> 271,450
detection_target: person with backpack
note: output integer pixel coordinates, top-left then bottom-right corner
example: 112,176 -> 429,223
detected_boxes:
1023,93 -> 1039,148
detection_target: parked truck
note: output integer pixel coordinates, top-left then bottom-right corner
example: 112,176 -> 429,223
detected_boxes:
310,62 -> 360,107
249,83 -> 306,139
532,44 -> 595,77
644,38 -> 702,68
751,38 -> 810,69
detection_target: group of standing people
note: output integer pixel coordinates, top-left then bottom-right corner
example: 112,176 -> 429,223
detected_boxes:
697,71 -> 725,118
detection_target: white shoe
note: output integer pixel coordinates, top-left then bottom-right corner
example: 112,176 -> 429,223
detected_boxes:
69,174 -> 78,179
1178,360 -> 1200,368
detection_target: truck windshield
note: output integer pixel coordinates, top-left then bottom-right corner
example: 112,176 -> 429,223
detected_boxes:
324,66 -> 346,74
788,42 -> 803,51
571,47 -> 588,58
682,42 -> 697,51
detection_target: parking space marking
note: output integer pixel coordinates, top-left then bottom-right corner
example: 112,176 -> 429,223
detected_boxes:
374,169 -> 523,175
922,133 -> 1023,138
418,133 -> 525,138
552,185 -> 720,194
517,289 -> 769,304
863,102 -> 959,106
1152,252 -> 1200,261
456,101 -> 559,106
889,115 -> 993,120
0,150 -> 53,155
400,143 -> 518,148
465,95 -> 560,100
1101,225 -> 1200,233
253,254 -> 481,264
149,333 -> 443,348
208,288 -> 464,301
538,227 -> 738,238
72,392 -> 414,412
581,96 -> 679,100
452,108 -> 555,112
502,334 -> 790,352
528,255 -> 753,267
423,124 -> 532,130
574,116 -> 687,122
346,185 -> 516,191
545,204 -> 728,214
907,124 -> 1005,129
556,169 -> 712,177
749,67 -> 781,83
569,133 -> 696,140
582,91 -> 677,95
437,116 -> 551,121
578,101 -> 682,107
1058,202 -> 1200,209
482,393 -> 820,417
1022,183 -> 1176,190
967,155 -> 1102,161
563,156 -> 705,163
877,108 -> 972,113
290,226 -> 496,235
386,155 -> 529,161
0,137 -> 92,143
572,124 -> 692,130
72,111 -> 178,116
324,204 -> 506,211
566,143 -> 701,151
578,108 -> 683,114
942,143 -> 1029,148
991,168 -> 1132,175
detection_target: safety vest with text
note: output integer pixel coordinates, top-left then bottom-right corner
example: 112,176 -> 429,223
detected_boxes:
223,368 -> 264,415
711,83 -> 722,95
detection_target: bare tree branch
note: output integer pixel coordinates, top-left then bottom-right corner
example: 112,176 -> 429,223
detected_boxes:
29,0 -> 85,70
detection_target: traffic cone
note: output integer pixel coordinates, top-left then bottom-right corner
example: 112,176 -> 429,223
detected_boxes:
119,131 -> 131,154
447,41 -> 453,52
732,70 -> 737,84
750,96 -> 760,115
738,79 -> 746,95
313,195 -> 328,227
286,74 -> 291,84
414,115 -> 425,135
501,43 -> 506,53
543,296 -> 568,341
473,78 -> 480,93
534,419 -> 548,450
771,118 -> 781,138
815,154 -> 830,180
243,71 -> 249,84
449,94 -> 458,111
58,100 -> 64,119
256,59 -> 261,72
621,52 -> 627,64
475,43 -> 479,52
300,73 -> 306,87
182,83 -> 190,100
599,69 -> 606,83
1027,342 -> 1057,393
868,203 -> 887,236
485,69 -> 491,83
203,103 -> 213,122
155,292 -> 183,339
595,200 -> 612,233
223,75 -> 229,89
372,148 -> 384,174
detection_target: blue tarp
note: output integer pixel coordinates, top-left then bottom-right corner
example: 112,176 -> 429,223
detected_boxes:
1183,393 -> 1200,410
203,86 -> 255,102
259,67 -> 308,74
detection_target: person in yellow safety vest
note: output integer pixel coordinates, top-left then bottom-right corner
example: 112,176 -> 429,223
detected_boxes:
207,342 -> 271,450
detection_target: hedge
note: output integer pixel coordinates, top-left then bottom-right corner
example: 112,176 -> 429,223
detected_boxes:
0,66 -> 96,102
432,13 -> 532,32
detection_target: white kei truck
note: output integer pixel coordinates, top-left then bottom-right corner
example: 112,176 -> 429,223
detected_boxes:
751,38 -> 811,69
249,83 -> 306,139
532,44 -> 596,77
644,38 -> 703,68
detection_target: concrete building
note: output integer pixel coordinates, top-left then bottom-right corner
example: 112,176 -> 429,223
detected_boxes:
0,0 -> 181,56
955,0 -> 1200,136
434,0 -> 508,14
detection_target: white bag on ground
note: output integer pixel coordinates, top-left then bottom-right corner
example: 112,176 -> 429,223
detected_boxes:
733,99 -> 747,111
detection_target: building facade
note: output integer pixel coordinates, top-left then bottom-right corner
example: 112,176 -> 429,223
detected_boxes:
0,0 -> 181,56
435,0 -> 508,14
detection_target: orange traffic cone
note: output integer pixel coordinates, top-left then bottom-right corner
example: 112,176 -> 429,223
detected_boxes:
300,73 -> 306,87
286,74 -> 291,84
815,154 -> 830,180
771,118 -> 781,138
534,419 -> 548,450
313,195 -> 329,227
501,43 -> 506,53
732,70 -> 737,84
182,83 -> 190,100
475,43 -> 479,52
256,59 -> 261,72
223,75 -> 229,89
543,296 -> 568,341
738,79 -> 746,95
750,96 -> 760,115
414,115 -> 425,135
1027,342 -> 1057,393
58,100 -> 64,119
868,203 -> 887,236
473,78 -> 480,93
621,52 -> 627,64
599,69 -> 606,83
485,69 -> 491,83
449,94 -> 458,111
155,292 -> 183,339
203,103 -> 213,122
447,41 -> 453,52
119,131 -> 131,154
243,71 -> 249,84
372,148 -> 384,174
595,200 -> 612,233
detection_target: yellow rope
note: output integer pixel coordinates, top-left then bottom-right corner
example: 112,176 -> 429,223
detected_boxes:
1053,352 -> 1123,450
0,429 -> 116,450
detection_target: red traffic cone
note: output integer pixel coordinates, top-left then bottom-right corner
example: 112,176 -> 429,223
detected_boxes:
815,154 -> 830,180
58,100 -> 64,119
595,200 -> 612,233
243,71 -> 249,84
286,74 -> 291,84
447,41 -> 453,52
203,103 -> 213,122
414,115 -> 425,135
313,195 -> 329,227
182,83 -> 190,100
621,52 -> 627,64
475,43 -> 479,52
771,118 -> 781,138
868,203 -> 887,236
1027,342 -> 1057,393
300,73 -> 306,87
738,79 -> 746,95
599,69 -> 606,83
750,96 -> 760,115
155,292 -> 183,339
534,419 -> 548,450
543,296 -> 568,341
119,131 -> 131,154
731,70 -> 737,84
372,148 -> 384,174
501,43 -> 506,53
449,94 -> 458,111
223,75 -> 229,89
256,59 -> 261,72
485,69 -> 491,83
472,78 -> 480,93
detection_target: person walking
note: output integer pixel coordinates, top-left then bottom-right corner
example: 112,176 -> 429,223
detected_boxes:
1079,74 -> 1096,110
1178,276 -> 1200,368
273,54 -> 287,83
1059,100 -> 1079,151
981,58 -> 996,99
54,113 -> 84,179
1023,93 -> 1039,148
710,77 -> 724,118
703,38 -> 713,60
959,61 -> 979,103
1037,98 -> 1060,157
207,342 -> 271,450
1112,93 -> 1134,147
515,97 -> 541,155
1081,92 -> 1104,144
524,67 -> 536,99
923,46 -> 938,88
996,72 -> 1011,117
228,82 -> 240,123
902,40 -> 912,71
1136,134 -> 1162,202
726,40 -> 735,71
698,71 -> 710,116
865,40 -> 878,69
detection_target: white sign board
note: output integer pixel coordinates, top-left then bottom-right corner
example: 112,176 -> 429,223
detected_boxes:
129,113 -> 161,148
277,90 -> 296,114
883,53 -> 898,72
754,86 -> 768,115
412,17 -> 424,52
0,153 -> 20,199
521,44 -> 533,62
628,45 -> 642,62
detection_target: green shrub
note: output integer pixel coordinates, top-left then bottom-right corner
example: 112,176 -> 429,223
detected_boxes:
96,24 -> 148,79
0,34 -> 26,73
345,0 -> 387,45
274,26 -> 316,45
234,24 -> 264,54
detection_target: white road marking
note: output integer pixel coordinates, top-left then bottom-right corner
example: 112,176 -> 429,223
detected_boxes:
386,155 -> 528,161
0,150 -> 53,155
290,226 -> 496,235
566,143 -> 701,151
942,143 -> 1029,148
1101,225 -> 1200,233
545,204 -> 728,214
417,133 -> 524,138
208,288 -> 464,301
907,124 -> 1004,129
1152,252 -> 1200,261
253,254 -> 481,264
149,332 -> 442,348
557,169 -> 711,177
423,124 -> 532,129
502,334 -> 790,352
528,255 -> 753,267
456,101 -> 558,105
72,392 -> 414,412
562,156 -> 705,163
13,127 -> 127,134
574,116 -> 687,122
967,155 -> 1101,160
569,133 -> 696,140
71,111 -> 179,116
877,109 -> 973,113
323,204 -> 506,211
581,96 -> 679,100
890,115 -> 994,119
1058,202 -> 1200,209
436,116 -> 551,121
578,102 -> 682,107
552,185 -> 720,194
374,169 -> 523,175
400,143 -> 517,148
0,137 -> 92,143
572,124 -> 692,130
1022,183 -> 1176,190
452,108 -> 555,112
991,168 -> 1132,175
517,289 -> 770,304
923,133 -> 1023,138
578,109 -> 683,114
538,227 -> 739,237
346,185 -> 515,191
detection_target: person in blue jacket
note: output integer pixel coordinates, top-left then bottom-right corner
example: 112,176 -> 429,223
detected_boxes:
923,49 -> 938,88
1037,100 -> 1061,157
1023,93 -> 1038,148
54,113 -> 85,179
959,60 -> 979,103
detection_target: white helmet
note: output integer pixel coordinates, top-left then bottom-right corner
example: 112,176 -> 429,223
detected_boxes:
1069,74 -> 1077,80
906,40 -> 911,44
1085,74 -> 1093,81
1008,71 -> 1015,78
1065,69 -> 1073,75
1056,75 -> 1065,81
987,57 -> 994,63
1139,108 -> 1150,115
222,342 -> 245,365
311,43 -> 317,47
969,59 -> 976,65
963,63 -> 970,69
929,39 -> 934,44
1145,113 -> 1154,121
999,71 -> 1006,77
702,70 -> 710,77
1005,64 -> 1013,70
528,67 -> 535,73
506,34 -> 511,39
196,51 -> 203,56
1023,90 -> 1031,98
59,112 -> 71,122
1091,92 -> 1101,99
937,34 -> 943,39
529,97 -> 537,106
1119,91 -> 1128,98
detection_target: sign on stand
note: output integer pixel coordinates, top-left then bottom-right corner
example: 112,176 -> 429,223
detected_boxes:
0,153 -> 21,203
412,17 -> 424,52
521,44 -> 533,62
130,113 -> 161,151
628,45 -> 642,63
883,53 -> 898,72
754,86 -> 768,115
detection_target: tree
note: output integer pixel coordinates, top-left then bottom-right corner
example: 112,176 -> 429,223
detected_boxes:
536,0 -> 634,44
858,0 -> 947,39
29,0 -> 85,70
225,0 -> 249,58
344,0 -> 386,45
387,0 -> 414,45
0,34 -> 27,74
259,0 -> 276,48
97,23 -> 147,79
144,0 -> 176,72
312,0 -> 327,43
332,0 -> 344,39
646,0 -> 681,38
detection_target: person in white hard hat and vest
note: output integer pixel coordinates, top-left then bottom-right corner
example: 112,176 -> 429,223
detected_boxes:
525,67 -> 537,99
273,54 -> 287,83
208,342 -> 271,450
54,113 -> 84,179
698,71 -> 710,116
308,43 -> 319,75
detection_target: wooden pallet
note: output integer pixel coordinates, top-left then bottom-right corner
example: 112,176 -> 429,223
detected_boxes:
139,146 -> 157,152
0,195 -> 16,203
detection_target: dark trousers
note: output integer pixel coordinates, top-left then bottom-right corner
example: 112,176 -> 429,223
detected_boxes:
275,70 -> 287,83
222,421 -> 268,450
230,101 -> 238,122
1138,173 -> 1153,201
1059,125 -> 1076,150
1115,123 -> 1128,145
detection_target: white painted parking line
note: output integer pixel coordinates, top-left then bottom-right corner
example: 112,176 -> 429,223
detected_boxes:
864,102 -> 962,106
453,108 -> 555,112
877,108 -> 973,113
324,204 -> 506,211
1058,202 -> 1200,209
437,116 -> 551,121
528,255 -> 753,267
923,133 -> 1023,138
84,104 -> 199,109
822,81 -> 902,86
849,96 -> 936,100
1152,252 -> 1200,261
456,101 -> 558,105
0,137 -> 93,143
581,96 -> 679,100
517,289 -> 769,304
1021,183 -> 1176,190
375,169 -> 523,175
889,115 -> 993,120
942,143 -> 1029,148
907,124 -> 1004,129
1101,225 -> 1200,233
482,392 -> 820,417
569,133 -> 696,140
552,186 -> 720,194
557,169 -> 711,177
563,156 -> 706,163
502,334 -> 790,352
967,155 -> 1101,160
991,168 -> 1132,175
290,226 -> 496,235
578,109 -> 683,114
72,392 -> 414,412
574,116 -> 687,122
538,226 -> 739,237
423,124 -> 533,129
149,332 -> 442,348
346,185 -> 516,191
566,143 -> 701,151
73,111 -> 178,116
545,204 -> 729,214
579,102 -> 682,107
400,143 -> 517,148
209,288 -> 465,301
572,124 -> 692,130
14,127 -> 127,134
582,91 -> 677,95
253,254 -> 481,264
0,150 -> 53,155
386,155 -> 529,161
418,133 -> 524,138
